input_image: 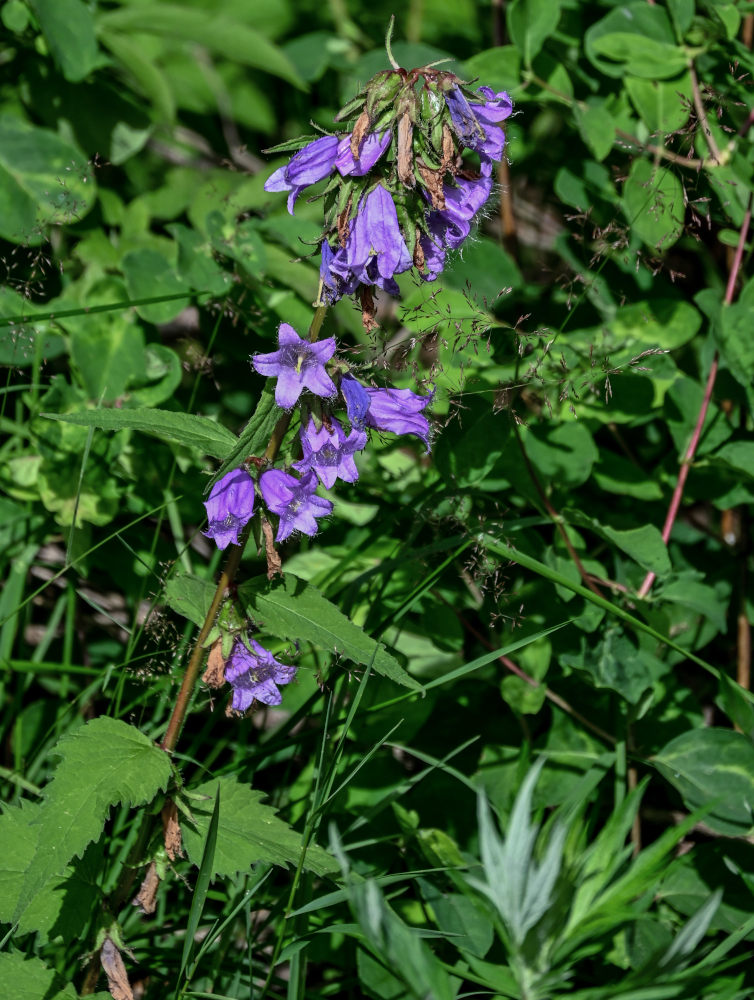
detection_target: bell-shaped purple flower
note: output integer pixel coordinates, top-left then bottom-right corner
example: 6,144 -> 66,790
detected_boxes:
293,416 -> 367,489
203,468 -> 255,550
260,468 -> 334,542
264,136 -> 339,214
345,184 -> 412,285
419,222 -> 447,282
320,240 -> 359,305
335,131 -> 391,177
363,384 -> 434,451
252,323 -> 337,410
446,85 -> 512,167
446,86 -> 486,148
225,636 -> 297,711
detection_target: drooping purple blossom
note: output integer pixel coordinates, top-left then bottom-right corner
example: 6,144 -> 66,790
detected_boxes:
203,468 -> 255,550
264,135 -> 339,214
446,85 -> 512,167
252,323 -> 337,410
335,131 -> 391,177
341,374 -> 433,450
293,416 -> 367,489
364,384 -> 434,451
225,636 -> 297,711
259,468 -> 334,542
343,184 -> 412,286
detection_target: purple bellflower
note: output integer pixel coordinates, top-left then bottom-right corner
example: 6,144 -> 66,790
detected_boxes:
252,323 -> 337,410
342,374 -> 433,450
446,86 -> 512,168
293,416 -> 367,489
343,184 -> 413,286
264,135 -> 339,214
260,468 -> 334,542
225,636 -> 297,711
203,468 -> 255,550
335,131 -> 391,177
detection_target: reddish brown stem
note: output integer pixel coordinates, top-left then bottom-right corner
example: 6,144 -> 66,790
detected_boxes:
638,196 -> 753,599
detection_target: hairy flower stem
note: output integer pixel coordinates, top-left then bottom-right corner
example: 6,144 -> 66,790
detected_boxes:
637,194 -> 753,599
161,303 -> 329,753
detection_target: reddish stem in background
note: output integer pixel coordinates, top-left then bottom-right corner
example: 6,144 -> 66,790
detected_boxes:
637,195 -> 753,599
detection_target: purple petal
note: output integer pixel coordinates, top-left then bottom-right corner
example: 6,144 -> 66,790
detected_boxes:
336,131 -> 391,177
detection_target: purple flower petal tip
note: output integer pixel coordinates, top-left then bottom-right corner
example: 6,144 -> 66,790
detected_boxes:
203,468 -> 255,550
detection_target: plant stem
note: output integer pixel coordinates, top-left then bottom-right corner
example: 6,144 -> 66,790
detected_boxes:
637,194 -> 753,599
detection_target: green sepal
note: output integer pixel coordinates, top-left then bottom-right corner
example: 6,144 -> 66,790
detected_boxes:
334,91 -> 368,123
365,70 -> 403,116
263,134 -> 322,154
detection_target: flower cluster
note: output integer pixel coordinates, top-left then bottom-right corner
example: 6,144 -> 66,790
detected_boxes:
200,43 -> 510,716
263,65 -> 512,321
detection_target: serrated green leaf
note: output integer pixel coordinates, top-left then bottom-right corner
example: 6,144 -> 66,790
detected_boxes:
0,951 -> 79,1000
42,407 -> 237,459
182,776 -> 336,877
14,717 -> 172,920
32,0 -> 100,82
239,573 -> 421,691
654,728 -> 754,836
0,801 -> 98,941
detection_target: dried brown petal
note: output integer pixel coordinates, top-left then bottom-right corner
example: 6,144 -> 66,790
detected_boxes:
100,936 -> 135,1000
441,124 -> 458,176
162,799 -> 183,861
133,861 -> 160,915
262,516 -> 283,580
360,286 -> 379,332
417,161 -> 446,210
397,113 -> 415,188
413,227 -> 425,270
337,195 -> 352,247
202,638 -> 225,688
351,111 -> 371,160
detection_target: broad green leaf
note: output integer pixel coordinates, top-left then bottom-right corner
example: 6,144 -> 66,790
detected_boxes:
15,717 -> 172,920
667,0 -> 695,39
625,73 -> 693,134
97,4 -> 305,89
239,573 -> 421,690
523,421 -> 599,487
0,117 -> 95,244
654,728 -> 754,835
0,802 -> 99,942
590,32 -> 687,79
574,99 -> 615,162
121,248 -> 191,323
32,0 -> 100,82
42,407 -> 238,459
164,573 -> 216,629
435,398 -> 512,488
585,3 -> 678,79
610,298 -> 701,350
167,223 -> 233,296
69,309 -> 146,402
593,451 -> 663,500
623,159 -> 684,250
601,523 -> 670,577
462,46 -> 521,93
182,776 -> 336,877
130,344 -> 183,407
0,951 -> 79,1000
507,0 -> 562,64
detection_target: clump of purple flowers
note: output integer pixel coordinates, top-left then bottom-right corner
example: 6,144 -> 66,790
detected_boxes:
263,62 -> 512,324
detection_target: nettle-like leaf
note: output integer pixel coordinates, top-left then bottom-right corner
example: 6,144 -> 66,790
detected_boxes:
0,800 -> 99,942
0,951 -> 79,1000
182,776 -> 336,878
239,573 -> 422,691
13,717 -> 172,921
42,406 -> 237,459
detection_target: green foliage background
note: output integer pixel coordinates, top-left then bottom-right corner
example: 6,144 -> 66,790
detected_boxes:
2,0 -> 754,997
